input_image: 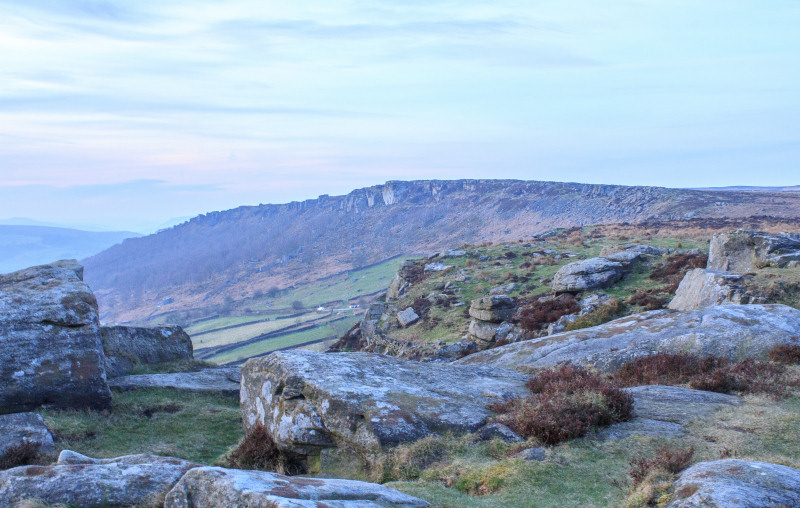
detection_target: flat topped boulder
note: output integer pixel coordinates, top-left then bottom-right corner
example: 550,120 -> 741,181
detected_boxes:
0,451 -> 199,508
0,260 -> 112,414
708,229 -> 800,273
102,325 -> 194,378
165,466 -> 430,508
552,257 -> 625,293
667,459 -> 800,507
241,350 -> 528,457
108,367 -> 241,396
456,304 -> 800,374
469,295 -> 515,322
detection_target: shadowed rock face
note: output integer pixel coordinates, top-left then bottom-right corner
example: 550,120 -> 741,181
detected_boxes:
164,466 -> 430,508
667,459 -> 800,507
0,451 -> 199,508
0,412 -> 55,461
708,229 -> 800,273
102,325 -> 193,378
455,305 -> 800,374
0,260 -> 112,414
240,350 -> 528,457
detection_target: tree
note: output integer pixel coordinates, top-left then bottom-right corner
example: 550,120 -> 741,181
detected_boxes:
291,300 -> 304,311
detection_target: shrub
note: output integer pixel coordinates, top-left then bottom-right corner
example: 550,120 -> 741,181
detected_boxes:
627,291 -> 665,311
411,296 -> 432,318
769,344 -> 800,365
628,445 -> 694,486
515,296 -> 579,331
0,441 -> 40,470
649,253 -> 708,288
564,298 -> 626,331
222,424 -> 306,475
492,365 -> 633,445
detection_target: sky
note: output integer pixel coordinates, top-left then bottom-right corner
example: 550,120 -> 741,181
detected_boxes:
1,0 -> 799,232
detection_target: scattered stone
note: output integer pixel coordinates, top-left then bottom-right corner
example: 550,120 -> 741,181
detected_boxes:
442,250 -> 467,258
102,325 -> 194,378
668,269 -> 749,311
546,314 -> 577,335
514,447 -> 546,461
456,305 -> 800,374
0,413 -> 54,464
598,386 -> 740,440
476,423 -> 523,443
0,260 -> 112,414
469,295 -> 515,322
423,262 -> 453,272
579,293 -> 611,315
0,451 -> 199,507
108,367 -> 240,396
708,229 -> 800,273
667,459 -> 800,507
240,350 -> 528,458
396,307 -> 420,328
552,257 -> 625,292
600,244 -> 666,257
164,466 -> 430,508
489,283 -> 515,295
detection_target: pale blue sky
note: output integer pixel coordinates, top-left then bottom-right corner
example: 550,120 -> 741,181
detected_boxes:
1,0 -> 798,231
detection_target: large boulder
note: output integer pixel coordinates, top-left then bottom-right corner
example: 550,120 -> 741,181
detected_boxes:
0,260 -> 112,414
455,304 -> 800,374
109,367 -> 241,396
552,257 -> 625,292
165,466 -> 430,508
598,386 -> 740,440
240,350 -> 528,458
0,451 -> 199,507
708,230 -> 800,273
469,295 -> 515,322
668,269 -> 749,311
667,459 -> 800,507
0,412 -> 55,466
102,325 -> 193,378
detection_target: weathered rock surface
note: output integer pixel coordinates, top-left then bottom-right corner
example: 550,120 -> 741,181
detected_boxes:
102,325 -> 194,378
552,257 -> 625,292
456,305 -> 800,374
241,350 -> 528,457
667,459 -> 800,507
468,320 -> 513,346
396,307 -> 420,328
0,260 -> 112,414
0,451 -> 198,507
598,386 -> 740,440
600,244 -> 667,257
469,295 -> 515,322
108,367 -> 241,395
165,466 -> 430,508
476,423 -> 523,443
708,229 -> 800,273
0,412 -> 54,463
668,269 -> 749,311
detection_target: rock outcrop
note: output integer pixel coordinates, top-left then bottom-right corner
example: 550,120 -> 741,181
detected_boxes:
241,350 -> 528,459
0,451 -> 199,507
468,295 -> 515,322
108,367 -> 241,396
0,412 -> 54,464
668,269 -> 749,311
552,257 -> 626,292
455,304 -> 800,374
165,466 -> 430,508
667,459 -> 800,507
102,325 -> 193,378
598,386 -> 740,440
396,307 -> 420,328
0,260 -> 112,414
708,229 -> 800,272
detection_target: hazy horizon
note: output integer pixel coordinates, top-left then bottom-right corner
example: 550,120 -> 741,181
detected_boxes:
2,1 -> 799,231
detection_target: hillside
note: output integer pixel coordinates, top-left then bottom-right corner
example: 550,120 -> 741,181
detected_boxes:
0,225 -> 139,274
82,179 -> 800,323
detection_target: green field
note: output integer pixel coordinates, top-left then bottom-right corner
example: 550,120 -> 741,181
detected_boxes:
191,313 -> 323,349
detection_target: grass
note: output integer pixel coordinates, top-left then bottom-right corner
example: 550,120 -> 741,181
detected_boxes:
38,388 -> 242,464
208,316 -> 360,364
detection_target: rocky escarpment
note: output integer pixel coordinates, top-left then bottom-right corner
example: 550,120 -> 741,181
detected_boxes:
83,179 -> 800,323
456,304 -> 800,374
0,260 -> 112,414
241,350 -> 528,461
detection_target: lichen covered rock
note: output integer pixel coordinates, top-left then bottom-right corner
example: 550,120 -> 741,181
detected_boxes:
102,325 -> 193,378
708,229 -> 800,273
668,269 -> 749,311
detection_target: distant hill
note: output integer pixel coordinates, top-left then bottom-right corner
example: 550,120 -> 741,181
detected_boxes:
83,179 -> 800,323
694,185 -> 800,192
0,225 -> 140,274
